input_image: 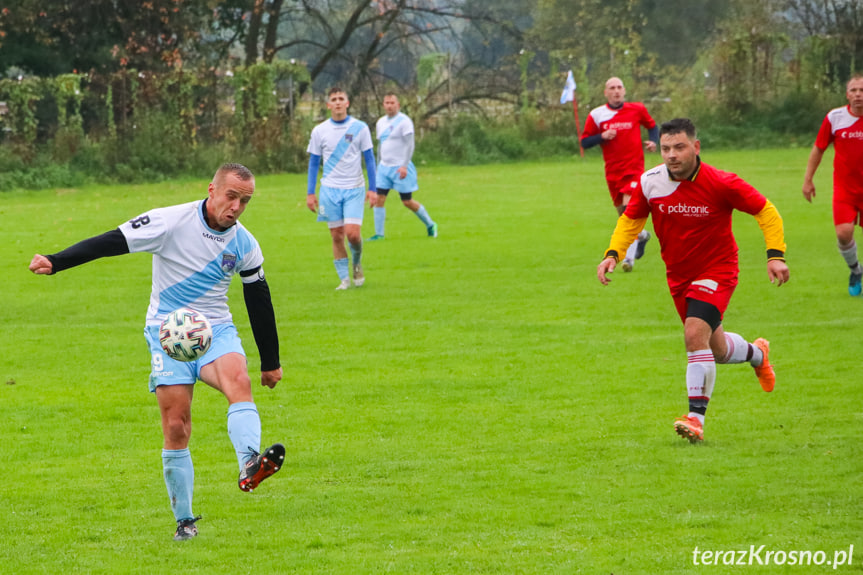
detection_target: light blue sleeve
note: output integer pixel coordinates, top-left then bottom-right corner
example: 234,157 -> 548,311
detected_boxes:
307,154 -> 321,195
363,148 -> 376,191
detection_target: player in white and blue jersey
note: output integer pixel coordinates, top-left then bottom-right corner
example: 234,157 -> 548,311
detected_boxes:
306,87 -> 376,290
29,164 -> 284,541
368,92 -> 437,241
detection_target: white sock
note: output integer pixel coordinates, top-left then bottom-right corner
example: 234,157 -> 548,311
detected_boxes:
720,332 -> 749,364
624,238 -> 638,262
686,349 -> 715,423
688,412 -> 706,425
839,241 -> 862,272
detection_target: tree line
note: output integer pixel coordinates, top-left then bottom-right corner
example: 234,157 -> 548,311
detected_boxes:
0,0 -> 861,189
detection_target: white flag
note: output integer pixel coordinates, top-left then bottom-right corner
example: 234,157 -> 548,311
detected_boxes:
560,70 -> 576,104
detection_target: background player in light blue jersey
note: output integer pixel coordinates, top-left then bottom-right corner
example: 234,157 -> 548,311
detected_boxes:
306,87 -> 376,290
368,92 -> 437,240
29,163 -> 284,541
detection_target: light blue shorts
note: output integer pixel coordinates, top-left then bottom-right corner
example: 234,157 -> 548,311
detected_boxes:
144,323 -> 246,392
376,163 -> 419,193
318,185 -> 365,227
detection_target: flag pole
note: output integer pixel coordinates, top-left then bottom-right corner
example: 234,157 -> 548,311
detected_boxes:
561,70 -> 584,158
572,97 -> 584,157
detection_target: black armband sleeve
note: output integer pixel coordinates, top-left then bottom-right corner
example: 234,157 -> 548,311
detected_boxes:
242,277 -> 280,371
581,133 -> 603,149
46,229 -> 130,274
648,126 -> 659,144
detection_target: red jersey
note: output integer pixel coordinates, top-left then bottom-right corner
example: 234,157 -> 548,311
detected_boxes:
625,160 -> 768,291
815,105 -> 863,196
582,102 -> 656,181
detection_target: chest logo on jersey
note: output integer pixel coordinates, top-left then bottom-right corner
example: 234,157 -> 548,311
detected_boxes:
221,254 -> 237,273
657,202 -> 710,216
344,134 -> 354,143
202,232 -> 225,243
840,130 -> 863,139
602,121 -> 634,131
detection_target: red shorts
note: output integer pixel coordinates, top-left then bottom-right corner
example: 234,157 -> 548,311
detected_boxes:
606,174 -> 640,208
833,190 -> 863,227
670,274 -> 738,324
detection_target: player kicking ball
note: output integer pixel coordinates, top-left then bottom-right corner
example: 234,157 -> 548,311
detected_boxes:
30,163 -> 286,540
597,119 -> 790,443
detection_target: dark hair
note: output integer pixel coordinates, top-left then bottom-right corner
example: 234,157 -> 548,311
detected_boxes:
216,163 -> 254,182
328,86 -> 348,98
660,118 -> 697,139
383,92 -> 399,100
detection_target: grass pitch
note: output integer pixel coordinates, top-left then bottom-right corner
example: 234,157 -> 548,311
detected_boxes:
2,149 -> 862,574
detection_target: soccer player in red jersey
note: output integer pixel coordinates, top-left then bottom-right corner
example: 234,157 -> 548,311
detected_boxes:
597,118 -> 790,443
581,77 -> 659,272
802,75 -> 863,295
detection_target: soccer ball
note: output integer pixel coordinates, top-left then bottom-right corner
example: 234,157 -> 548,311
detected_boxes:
159,307 -> 213,362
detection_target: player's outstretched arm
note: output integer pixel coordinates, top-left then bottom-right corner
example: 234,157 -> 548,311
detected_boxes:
767,259 -> 790,286
30,229 -> 129,275
597,256 -> 617,285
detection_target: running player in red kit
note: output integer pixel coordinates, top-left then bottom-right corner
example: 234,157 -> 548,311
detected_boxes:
802,75 -> 863,295
582,77 -> 658,272
597,118 -> 790,443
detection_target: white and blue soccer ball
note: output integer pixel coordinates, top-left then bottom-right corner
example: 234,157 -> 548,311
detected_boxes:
159,307 -> 213,362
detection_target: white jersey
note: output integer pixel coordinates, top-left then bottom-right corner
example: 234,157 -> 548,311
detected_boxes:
118,200 -> 264,327
307,116 -> 373,189
376,112 -> 415,167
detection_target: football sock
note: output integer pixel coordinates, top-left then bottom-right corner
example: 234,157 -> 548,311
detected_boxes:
637,230 -> 650,241
415,204 -> 434,227
227,401 -> 261,470
373,207 -> 386,236
748,342 -> 764,368
162,448 -> 194,521
719,332 -> 751,364
349,240 -> 363,267
624,238 -> 638,262
839,240 -> 862,272
686,349 -> 716,425
334,257 -> 349,280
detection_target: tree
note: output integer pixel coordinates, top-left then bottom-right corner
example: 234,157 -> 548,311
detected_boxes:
0,0 -> 221,76
530,0 -> 648,94
639,0 -> 731,68
231,0 -> 525,109
784,0 -> 863,85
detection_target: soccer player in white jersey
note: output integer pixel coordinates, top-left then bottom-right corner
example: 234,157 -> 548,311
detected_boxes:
368,92 -> 437,240
29,163 -> 284,541
306,87 -> 376,289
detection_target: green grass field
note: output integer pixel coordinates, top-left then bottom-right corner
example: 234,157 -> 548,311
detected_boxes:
2,149 -> 861,574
